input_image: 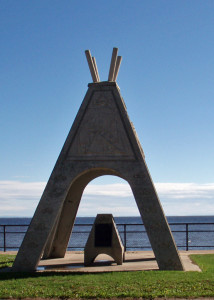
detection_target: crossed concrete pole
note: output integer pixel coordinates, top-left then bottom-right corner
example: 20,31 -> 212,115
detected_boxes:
85,47 -> 122,82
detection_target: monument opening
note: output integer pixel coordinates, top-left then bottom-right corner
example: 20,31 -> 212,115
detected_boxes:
77,175 -> 139,217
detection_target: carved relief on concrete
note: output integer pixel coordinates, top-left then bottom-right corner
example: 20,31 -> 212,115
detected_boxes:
68,91 -> 135,160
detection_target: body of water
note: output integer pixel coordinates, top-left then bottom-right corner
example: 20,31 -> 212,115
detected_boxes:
0,216 -> 214,251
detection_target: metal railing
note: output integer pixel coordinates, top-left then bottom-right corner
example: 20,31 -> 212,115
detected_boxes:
1,222 -> 214,252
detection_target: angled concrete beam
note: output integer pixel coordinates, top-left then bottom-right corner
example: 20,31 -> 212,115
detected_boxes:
108,47 -> 118,81
92,57 -> 100,82
85,50 -> 98,82
113,56 -> 122,82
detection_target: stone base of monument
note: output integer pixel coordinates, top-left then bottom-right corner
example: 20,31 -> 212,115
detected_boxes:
84,214 -> 124,266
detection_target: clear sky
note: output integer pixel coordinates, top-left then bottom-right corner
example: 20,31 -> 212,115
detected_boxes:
1,0 -> 214,217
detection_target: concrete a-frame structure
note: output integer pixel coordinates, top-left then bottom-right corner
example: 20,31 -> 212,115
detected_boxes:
12,49 -> 184,271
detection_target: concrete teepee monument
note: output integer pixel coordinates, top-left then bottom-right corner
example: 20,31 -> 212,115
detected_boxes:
12,48 -> 184,271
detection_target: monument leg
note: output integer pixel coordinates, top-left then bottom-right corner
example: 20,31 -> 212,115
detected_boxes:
128,167 -> 183,270
43,182 -> 84,258
12,176 -> 72,272
42,210 -> 62,258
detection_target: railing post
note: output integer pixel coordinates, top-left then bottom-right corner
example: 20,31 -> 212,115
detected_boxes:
186,223 -> 189,251
3,225 -> 6,252
124,224 -> 127,252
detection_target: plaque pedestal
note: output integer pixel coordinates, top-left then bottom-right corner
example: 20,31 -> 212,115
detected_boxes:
84,214 -> 124,266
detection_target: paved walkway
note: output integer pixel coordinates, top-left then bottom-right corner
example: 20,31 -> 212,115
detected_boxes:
37,250 -> 214,272
1,250 -> 214,272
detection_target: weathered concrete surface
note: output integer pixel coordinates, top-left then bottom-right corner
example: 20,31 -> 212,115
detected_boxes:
12,81 -> 183,272
84,214 -> 124,265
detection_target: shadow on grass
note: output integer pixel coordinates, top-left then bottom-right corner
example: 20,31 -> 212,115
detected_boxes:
0,260 -> 14,266
0,269 -> 92,281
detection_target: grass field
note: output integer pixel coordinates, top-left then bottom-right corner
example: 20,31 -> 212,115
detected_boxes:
0,254 -> 214,299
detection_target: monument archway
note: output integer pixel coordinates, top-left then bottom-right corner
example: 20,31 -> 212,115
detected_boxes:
43,167 -> 125,259
12,48 -> 184,271
78,174 -> 137,216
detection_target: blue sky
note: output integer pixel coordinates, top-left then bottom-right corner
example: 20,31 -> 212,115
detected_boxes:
1,0 -> 214,217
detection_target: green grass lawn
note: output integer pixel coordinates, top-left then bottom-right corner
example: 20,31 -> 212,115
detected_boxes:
0,254 -> 214,299
0,254 -> 16,269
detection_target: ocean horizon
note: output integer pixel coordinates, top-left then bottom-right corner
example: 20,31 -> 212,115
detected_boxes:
1,215 -> 214,226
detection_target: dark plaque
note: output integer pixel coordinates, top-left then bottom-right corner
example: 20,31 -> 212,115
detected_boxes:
95,223 -> 112,247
